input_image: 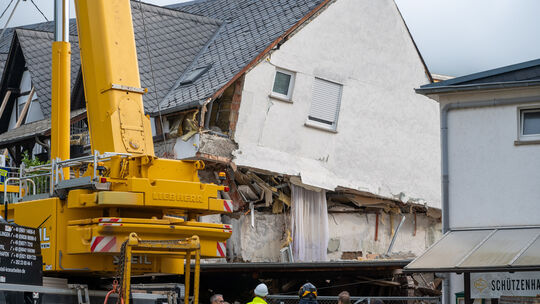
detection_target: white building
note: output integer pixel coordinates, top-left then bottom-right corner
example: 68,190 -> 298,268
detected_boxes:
177,0 -> 440,261
407,58 -> 540,304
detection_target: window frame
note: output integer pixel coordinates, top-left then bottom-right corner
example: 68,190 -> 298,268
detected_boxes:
305,77 -> 343,132
518,106 -> 540,142
270,68 -> 295,102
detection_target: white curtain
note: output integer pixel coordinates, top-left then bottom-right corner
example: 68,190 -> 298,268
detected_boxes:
291,184 -> 329,262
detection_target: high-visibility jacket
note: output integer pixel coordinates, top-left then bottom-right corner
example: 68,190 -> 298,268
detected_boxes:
247,296 -> 268,304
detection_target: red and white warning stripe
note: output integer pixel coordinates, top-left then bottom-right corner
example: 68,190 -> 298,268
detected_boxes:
222,224 -> 232,233
216,241 -> 226,257
99,223 -> 122,226
90,236 -> 117,253
223,200 -> 233,212
99,218 -> 121,223
99,218 -> 122,226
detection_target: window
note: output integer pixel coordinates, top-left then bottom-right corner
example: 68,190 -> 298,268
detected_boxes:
519,108 -> 540,141
180,65 -> 211,85
306,77 -> 343,131
521,110 -> 540,136
271,69 -> 295,101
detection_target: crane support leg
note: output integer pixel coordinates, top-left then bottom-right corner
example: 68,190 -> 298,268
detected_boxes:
51,0 -> 71,177
120,233 -> 201,304
51,41 -> 71,178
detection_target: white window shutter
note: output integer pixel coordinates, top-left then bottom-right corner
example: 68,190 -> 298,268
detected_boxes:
309,78 -> 342,126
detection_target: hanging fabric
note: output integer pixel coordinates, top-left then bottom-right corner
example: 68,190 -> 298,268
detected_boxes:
291,184 -> 329,261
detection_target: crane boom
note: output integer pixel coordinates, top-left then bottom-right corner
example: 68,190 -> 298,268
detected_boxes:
75,0 -> 154,156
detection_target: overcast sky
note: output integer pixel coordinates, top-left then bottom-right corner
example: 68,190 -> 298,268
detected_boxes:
1,0 -> 539,77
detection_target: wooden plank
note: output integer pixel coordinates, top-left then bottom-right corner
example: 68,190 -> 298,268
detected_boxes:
0,90 -> 12,119
14,87 -> 35,128
3,87 -> 35,157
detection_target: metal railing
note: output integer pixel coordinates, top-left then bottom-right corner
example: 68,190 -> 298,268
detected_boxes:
2,151 -> 132,209
267,295 -> 441,304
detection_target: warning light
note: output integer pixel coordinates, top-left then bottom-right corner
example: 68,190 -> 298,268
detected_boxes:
223,186 -> 230,192
100,177 -> 107,183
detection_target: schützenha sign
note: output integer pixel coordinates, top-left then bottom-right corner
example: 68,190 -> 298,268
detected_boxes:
471,272 -> 540,299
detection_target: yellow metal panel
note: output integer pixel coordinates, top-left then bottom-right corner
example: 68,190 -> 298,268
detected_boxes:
208,198 -> 234,214
160,257 -> 184,275
67,189 -> 97,207
0,185 -> 20,193
145,158 -> 200,181
97,191 -> 143,205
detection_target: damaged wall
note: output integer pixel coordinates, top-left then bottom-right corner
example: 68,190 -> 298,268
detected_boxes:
218,211 -> 440,262
327,213 -> 441,260
223,213 -> 287,262
232,0 -> 441,207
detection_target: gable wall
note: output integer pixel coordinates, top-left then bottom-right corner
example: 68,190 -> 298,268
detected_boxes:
233,0 -> 441,207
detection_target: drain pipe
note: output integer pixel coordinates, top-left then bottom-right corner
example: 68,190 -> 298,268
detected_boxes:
438,94 -> 540,304
386,214 -> 406,255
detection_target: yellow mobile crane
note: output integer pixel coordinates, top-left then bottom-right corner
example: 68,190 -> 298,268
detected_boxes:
5,0 -> 232,302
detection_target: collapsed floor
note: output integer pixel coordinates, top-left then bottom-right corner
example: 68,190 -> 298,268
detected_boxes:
193,163 -> 442,264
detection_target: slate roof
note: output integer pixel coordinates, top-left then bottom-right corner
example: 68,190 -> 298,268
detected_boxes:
0,1 -> 221,116
0,53 -> 7,79
16,29 -> 81,117
160,0 -> 328,113
131,2 -> 221,112
416,58 -> 540,95
0,0 -> 329,121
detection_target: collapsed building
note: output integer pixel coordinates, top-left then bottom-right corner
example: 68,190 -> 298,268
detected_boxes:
0,0 -> 443,298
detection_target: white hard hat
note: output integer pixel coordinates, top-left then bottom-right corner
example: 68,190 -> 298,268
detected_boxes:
254,283 -> 268,297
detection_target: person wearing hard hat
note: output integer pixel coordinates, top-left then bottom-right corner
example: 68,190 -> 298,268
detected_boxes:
247,283 -> 269,304
298,283 -> 318,304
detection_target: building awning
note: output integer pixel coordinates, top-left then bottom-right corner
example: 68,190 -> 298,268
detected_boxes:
405,227 -> 540,273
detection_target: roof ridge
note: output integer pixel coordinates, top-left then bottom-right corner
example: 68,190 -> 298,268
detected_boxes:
422,57 -> 540,89
15,28 -> 79,43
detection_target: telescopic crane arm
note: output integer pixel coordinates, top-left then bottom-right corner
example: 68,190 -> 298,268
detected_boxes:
74,0 -> 155,156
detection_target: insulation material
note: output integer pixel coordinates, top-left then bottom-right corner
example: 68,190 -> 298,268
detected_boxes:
291,184 -> 329,261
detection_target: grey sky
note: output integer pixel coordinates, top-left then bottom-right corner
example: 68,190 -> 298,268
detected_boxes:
395,0 -> 540,77
2,0 -> 539,77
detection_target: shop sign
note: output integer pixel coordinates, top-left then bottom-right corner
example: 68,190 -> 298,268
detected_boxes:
471,272 -> 540,299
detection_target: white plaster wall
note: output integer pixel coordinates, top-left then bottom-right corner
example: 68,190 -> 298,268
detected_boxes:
234,0 -> 441,207
327,213 -> 441,260
446,101 -> 540,228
